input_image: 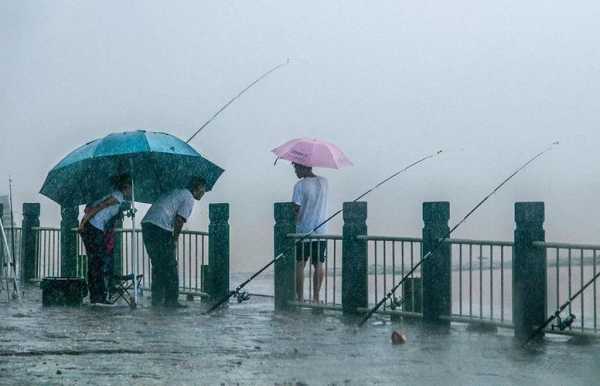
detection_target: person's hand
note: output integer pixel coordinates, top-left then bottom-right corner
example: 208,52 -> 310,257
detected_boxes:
77,220 -> 86,233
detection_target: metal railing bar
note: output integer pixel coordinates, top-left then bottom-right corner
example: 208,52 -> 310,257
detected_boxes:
500,246 -> 504,321
459,243 -> 463,316
358,235 -> 422,242
333,240 -> 337,304
444,238 -> 513,247
534,241 -> 600,250
443,315 -> 514,329
595,249 -> 598,332
490,244 -> 494,320
580,248 -> 584,331
479,244 -> 483,319
288,233 -> 342,241
374,241 -> 378,308
469,244 -> 473,317
568,248 -> 572,315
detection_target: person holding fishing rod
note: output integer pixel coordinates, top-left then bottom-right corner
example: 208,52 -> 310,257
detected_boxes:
141,177 -> 206,308
292,162 -> 329,303
79,174 -> 132,304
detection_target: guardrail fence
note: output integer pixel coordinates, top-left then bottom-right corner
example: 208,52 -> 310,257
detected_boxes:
19,202 -> 229,301
275,200 -> 600,339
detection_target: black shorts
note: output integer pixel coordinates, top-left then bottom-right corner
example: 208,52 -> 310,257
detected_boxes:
295,240 -> 327,264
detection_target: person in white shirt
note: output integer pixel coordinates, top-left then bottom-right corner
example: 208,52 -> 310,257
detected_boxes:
79,174 -> 132,304
291,162 -> 328,303
142,177 -> 206,307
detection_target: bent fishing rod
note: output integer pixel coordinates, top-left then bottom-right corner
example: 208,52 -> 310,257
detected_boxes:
205,150 -> 444,314
523,266 -> 600,346
186,59 -> 291,144
358,142 -> 559,327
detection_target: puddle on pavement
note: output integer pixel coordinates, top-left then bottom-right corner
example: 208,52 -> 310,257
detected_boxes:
0,284 -> 599,385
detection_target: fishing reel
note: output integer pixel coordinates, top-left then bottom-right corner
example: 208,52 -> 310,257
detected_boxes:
389,296 -> 405,310
551,311 -> 576,331
124,207 -> 137,218
235,290 -> 250,303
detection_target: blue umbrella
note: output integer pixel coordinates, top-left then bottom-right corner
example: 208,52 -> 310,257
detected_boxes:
40,130 -> 224,207
40,130 -> 224,306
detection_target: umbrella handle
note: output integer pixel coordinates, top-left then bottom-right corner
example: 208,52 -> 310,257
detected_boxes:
129,161 -> 139,307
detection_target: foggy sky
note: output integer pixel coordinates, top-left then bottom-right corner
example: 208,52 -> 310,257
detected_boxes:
1,1 -> 599,272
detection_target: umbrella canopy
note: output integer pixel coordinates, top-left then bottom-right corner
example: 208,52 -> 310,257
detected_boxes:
40,130 -> 224,206
271,138 -> 353,169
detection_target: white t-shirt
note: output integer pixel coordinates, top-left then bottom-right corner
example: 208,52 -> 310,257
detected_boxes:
292,176 -> 328,235
142,189 -> 195,232
89,191 -> 126,232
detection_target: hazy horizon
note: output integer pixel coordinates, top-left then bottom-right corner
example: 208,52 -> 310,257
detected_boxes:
1,1 -> 599,271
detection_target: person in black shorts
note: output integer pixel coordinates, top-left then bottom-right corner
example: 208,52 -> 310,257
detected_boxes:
296,240 -> 327,265
291,162 -> 329,303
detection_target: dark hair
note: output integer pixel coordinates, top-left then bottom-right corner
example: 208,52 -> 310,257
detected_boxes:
111,174 -> 132,191
188,176 -> 207,191
293,162 -> 312,173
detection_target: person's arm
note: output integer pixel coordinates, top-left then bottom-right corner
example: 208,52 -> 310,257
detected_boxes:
173,215 -> 186,241
292,182 -> 303,225
173,193 -> 195,241
78,196 -> 119,232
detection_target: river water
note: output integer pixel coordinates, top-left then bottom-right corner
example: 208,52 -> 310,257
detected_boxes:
1,278 -> 599,385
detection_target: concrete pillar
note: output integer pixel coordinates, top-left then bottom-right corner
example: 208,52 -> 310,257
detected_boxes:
60,206 -> 79,277
208,203 -> 229,301
513,202 -> 546,340
201,264 -> 210,294
422,201 -> 451,323
21,203 -> 40,281
274,202 -> 296,311
342,202 -> 368,314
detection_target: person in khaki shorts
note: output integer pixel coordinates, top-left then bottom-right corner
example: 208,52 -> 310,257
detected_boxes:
142,177 -> 206,308
291,162 -> 328,303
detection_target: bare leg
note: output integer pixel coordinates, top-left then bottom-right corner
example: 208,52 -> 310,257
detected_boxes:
312,262 -> 324,303
296,260 -> 307,302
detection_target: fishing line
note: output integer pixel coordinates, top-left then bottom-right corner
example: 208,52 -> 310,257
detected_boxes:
358,141 -> 559,327
205,149 -> 445,314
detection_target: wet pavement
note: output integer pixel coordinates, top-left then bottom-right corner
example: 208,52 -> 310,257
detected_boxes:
1,284 -> 599,385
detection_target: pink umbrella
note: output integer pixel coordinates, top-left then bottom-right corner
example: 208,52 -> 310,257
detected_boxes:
271,138 -> 353,169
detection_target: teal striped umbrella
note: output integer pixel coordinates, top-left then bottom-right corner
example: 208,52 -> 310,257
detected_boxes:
40,130 -> 224,206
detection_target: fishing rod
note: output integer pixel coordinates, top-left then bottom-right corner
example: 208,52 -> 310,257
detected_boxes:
0,214 -> 18,300
358,142 -> 559,327
0,218 -> 11,301
6,177 -> 19,299
205,150 -> 445,314
186,59 -> 291,144
8,178 -> 17,278
523,268 -> 600,346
